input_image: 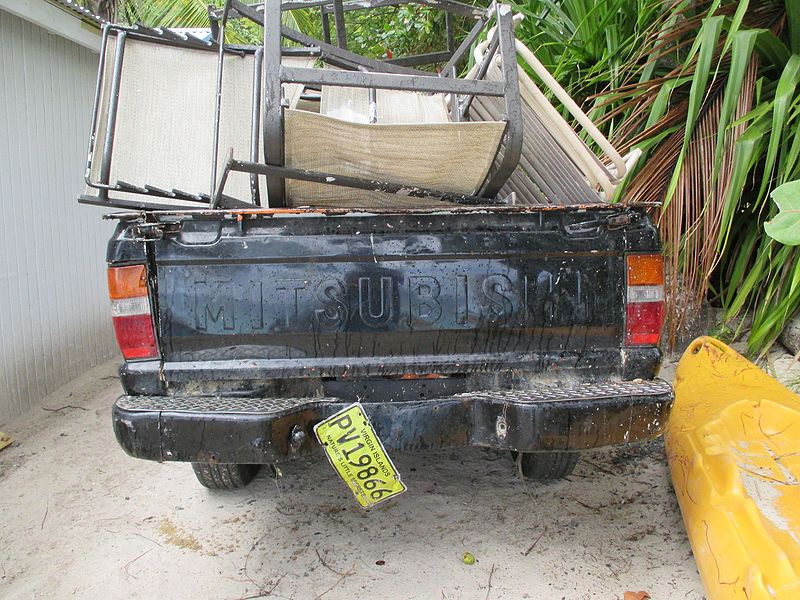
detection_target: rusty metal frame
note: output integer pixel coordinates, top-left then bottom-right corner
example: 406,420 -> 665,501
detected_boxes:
213,159 -> 503,206
83,22 -> 253,207
82,0 -> 523,211
214,0 -> 520,208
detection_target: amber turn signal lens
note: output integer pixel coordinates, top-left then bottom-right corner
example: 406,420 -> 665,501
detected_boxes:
108,264 -> 148,299
626,254 -> 664,286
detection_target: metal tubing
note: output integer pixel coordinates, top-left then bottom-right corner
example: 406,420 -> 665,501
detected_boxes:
210,0 -> 231,198
332,0 -> 347,49
281,46 -> 322,56
171,188 -> 207,202
263,0 -> 286,206
220,159 -> 501,205
445,11 -> 455,53
80,195 -> 199,211
480,5 -> 523,199
82,192 -> 248,211
385,51 -> 452,67
143,184 -> 176,197
281,25 -> 427,75
84,23 -> 111,190
250,47 -> 264,206
449,88 -> 460,122
229,1 -> 426,75
321,11 -> 332,44
368,87 -> 378,123
99,31 -> 127,195
281,65 -> 505,95
459,34 -> 498,117
159,28 -> 189,42
208,4 -> 220,40
357,64 -> 378,124
212,162 -> 232,208
474,97 -> 571,202
116,23 -> 219,51
441,16 -> 487,122
117,180 -> 150,194
117,180 -> 208,202
441,16 -> 485,78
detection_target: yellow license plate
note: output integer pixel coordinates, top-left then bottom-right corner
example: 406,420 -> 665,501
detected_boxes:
314,403 -> 406,508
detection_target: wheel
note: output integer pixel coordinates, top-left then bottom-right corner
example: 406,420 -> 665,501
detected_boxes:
191,463 -> 261,490
513,451 -> 580,481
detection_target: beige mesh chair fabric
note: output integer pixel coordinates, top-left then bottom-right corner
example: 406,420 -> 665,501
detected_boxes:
468,33 -> 640,205
320,87 -> 451,124
283,109 -> 506,208
87,35 -> 507,209
87,37 -> 312,204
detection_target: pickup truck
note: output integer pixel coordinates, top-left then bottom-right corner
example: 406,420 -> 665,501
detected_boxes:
86,1 -> 672,493
107,205 -> 672,490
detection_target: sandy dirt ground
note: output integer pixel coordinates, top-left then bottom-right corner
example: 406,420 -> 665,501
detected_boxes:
2,347 -> 795,600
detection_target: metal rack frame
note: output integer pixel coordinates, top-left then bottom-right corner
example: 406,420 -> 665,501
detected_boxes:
80,0 -> 522,211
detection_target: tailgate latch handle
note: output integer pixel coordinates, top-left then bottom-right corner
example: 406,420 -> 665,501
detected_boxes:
131,223 -> 166,242
565,212 -> 633,235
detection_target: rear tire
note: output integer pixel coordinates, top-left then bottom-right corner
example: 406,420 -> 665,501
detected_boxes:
513,451 -> 580,481
191,463 -> 261,490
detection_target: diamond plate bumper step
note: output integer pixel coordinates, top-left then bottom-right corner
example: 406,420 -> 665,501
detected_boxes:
113,379 -> 673,463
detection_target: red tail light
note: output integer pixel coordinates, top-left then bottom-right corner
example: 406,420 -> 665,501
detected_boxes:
108,265 -> 158,359
625,254 -> 665,346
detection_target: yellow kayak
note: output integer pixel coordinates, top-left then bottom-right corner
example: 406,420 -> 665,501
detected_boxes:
667,337 -> 800,600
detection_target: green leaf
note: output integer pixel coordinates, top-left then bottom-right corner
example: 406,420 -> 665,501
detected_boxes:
648,80 -> 680,126
788,0 -> 800,55
722,224 -> 760,314
781,106 -> 800,183
718,118 -> 771,252
764,180 -> 800,245
637,0 -> 691,84
684,12 -> 724,134
714,29 -> 759,172
754,29 -> 791,69
663,13 -> 724,207
720,0 -> 750,56
757,55 -> 800,202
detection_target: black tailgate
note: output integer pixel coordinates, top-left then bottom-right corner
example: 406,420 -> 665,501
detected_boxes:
151,209 -> 658,380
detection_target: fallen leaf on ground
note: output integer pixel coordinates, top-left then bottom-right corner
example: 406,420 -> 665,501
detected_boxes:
0,432 -> 12,452
624,592 -> 651,600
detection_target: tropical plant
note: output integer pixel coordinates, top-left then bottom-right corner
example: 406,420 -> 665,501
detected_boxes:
511,0 -> 800,355
97,0 -> 456,58
607,0 -> 800,355
338,5 -> 436,59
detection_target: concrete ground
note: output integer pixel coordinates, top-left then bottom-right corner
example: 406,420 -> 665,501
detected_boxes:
3,347 -> 795,600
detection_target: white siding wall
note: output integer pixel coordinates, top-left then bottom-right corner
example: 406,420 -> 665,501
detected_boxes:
0,8 -> 116,422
